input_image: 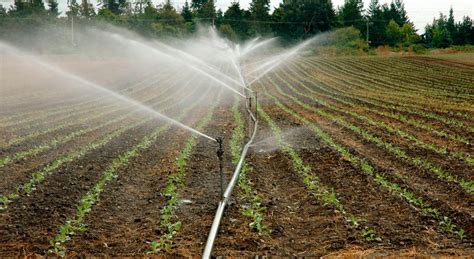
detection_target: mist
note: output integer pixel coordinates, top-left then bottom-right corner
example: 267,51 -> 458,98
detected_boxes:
1,24 -> 318,144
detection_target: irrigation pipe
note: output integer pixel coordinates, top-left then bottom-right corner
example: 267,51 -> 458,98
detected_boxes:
203,95 -> 259,258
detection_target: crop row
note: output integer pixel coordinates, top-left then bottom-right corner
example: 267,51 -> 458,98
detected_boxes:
1,73 -> 172,137
229,97 -> 269,235
0,68 -> 161,125
283,62 -> 471,147
149,90 -> 222,253
289,62 -> 471,144
273,69 -> 473,166
402,58 -> 474,84
338,58 -> 474,94
0,74 -> 194,169
316,58 -> 473,100
258,102 -> 382,241
1,68 -> 176,131
48,85 -> 216,256
3,73 -> 190,149
328,58 -> 473,97
303,59 -> 474,128
265,75 -> 473,194
0,63 -> 155,111
303,58 -> 473,117
261,89 -> 467,240
0,79 -> 203,210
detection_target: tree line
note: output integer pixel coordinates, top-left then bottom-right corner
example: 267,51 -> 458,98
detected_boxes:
1,0 -> 473,48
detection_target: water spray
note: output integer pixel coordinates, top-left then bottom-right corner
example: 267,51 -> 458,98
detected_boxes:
203,35 -> 314,258
0,42 -> 218,143
108,34 -> 246,98
154,41 -> 246,91
2,30 -> 309,257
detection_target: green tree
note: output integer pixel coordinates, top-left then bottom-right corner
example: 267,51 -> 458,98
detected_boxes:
424,14 -> 452,48
273,0 -> 336,41
32,0 -> 46,14
191,0 -> 205,10
385,19 -> 401,46
223,2 -> 249,40
10,0 -> 46,16
367,0 -> 385,46
192,0 -> 215,24
219,23 -> 237,41
400,22 -> 419,45
66,0 -> 81,17
80,0 -> 96,18
389,0 -> 408,25
181,0 -> 193,22
99,0 -> 128,15
454,17 -> 474,45
153,0 -> 185,37
248,0 -> 271,35
129,2 -> 158,35
47,0 -> 60,17
101,0 -> 119,15
316,27 -> 368,54
215,8 -> 223,26
380,0 -> 408,28
0,5 -> 6,16
446,7 -> 457,43
338,0 -> 365,33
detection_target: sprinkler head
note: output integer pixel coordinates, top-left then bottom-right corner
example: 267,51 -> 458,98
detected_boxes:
216,137 -> 224,158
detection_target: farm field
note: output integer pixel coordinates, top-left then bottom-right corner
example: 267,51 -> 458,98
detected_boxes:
0,54 -> 473,257
427,52 -> 474,66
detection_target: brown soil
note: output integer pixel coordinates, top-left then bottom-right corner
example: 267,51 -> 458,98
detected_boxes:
409,56 -> 474,70
1,56 -> 473,257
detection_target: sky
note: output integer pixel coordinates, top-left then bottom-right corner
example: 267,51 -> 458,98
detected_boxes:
1,0 -> 473,32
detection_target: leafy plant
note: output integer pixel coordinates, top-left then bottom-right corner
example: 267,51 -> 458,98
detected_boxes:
230,98 -> 270,236
361,227 -> 382,242
148,92 -> 221,253
49,89 -> 214,254
456,228 -> 467,240
265,89 -> 466,239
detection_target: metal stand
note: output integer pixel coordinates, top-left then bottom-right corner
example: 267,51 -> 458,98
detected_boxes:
255,92 -> 258,123
248,96 -> 252,138
216,137 -> 224,199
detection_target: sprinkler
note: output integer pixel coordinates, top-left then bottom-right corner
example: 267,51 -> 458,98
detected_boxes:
248,96 -> 253,138
255,91 -> 258,123
216,137 -> 224,199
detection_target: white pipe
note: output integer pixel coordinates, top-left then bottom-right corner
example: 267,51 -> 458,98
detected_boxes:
203,102 -> 258,258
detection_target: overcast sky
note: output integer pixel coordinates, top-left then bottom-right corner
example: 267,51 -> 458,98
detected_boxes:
1,0 -> 473,32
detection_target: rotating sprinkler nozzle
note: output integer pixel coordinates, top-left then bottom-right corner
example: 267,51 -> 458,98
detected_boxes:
216,137 -> 224,200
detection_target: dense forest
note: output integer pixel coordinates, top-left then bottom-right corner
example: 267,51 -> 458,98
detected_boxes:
0,0 -> 473,49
